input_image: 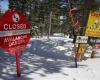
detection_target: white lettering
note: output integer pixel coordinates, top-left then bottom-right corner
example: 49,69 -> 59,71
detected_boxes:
9,39 -> 25,47
4,35 -> 27,43
96,39 -> 100,43
4,24 -> 8,30
3,24 -> 26,30
90,39 -> 96,43
13,24 -> 16,29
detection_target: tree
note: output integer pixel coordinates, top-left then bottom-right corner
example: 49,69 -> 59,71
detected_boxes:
9,0 -> 88,37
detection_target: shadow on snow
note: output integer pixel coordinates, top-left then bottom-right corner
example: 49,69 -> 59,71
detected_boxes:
0,39 -> 87,80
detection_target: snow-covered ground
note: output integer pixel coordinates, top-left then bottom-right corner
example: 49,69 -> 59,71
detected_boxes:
0,36 -> 100,80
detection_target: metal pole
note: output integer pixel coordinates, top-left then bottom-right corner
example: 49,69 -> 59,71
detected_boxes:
15,52 -> 21,77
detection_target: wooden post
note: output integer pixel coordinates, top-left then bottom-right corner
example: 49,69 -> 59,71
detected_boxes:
91,44 -> 96,58
48,11 -> 52,40
67,0 -> 78,68
74,42 -> 77,68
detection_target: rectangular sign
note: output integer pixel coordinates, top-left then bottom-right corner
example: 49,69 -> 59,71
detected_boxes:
87,37 -> 100,44
76,36 -> 88,43
85,11 -> 100,37
78,44 -> 86,54
77,44 -> 87,61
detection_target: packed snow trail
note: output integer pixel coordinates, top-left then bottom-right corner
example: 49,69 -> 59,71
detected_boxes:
0,37 -> 100,80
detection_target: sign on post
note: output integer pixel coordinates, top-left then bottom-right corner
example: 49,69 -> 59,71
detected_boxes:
0,9 -> 30,55
85,11 -> 100,37
0,9 -> 30,77
77,44 -> 86,61
88,37 -> 100,44
76,36 -> 88,43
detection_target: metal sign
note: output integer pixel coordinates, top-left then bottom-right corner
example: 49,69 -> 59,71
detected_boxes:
0,9 -> 30,77
76,36 -> 88,43
77,44 -> 86,61
0,9 -> 30,55
85,11 -> 100,37
88,37 -> 100,44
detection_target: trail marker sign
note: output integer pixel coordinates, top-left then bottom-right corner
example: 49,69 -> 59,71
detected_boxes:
0,9 -> 30,55
76,36 -> 88,43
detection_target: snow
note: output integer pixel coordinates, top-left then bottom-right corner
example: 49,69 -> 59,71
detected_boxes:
0,36 -> 100,80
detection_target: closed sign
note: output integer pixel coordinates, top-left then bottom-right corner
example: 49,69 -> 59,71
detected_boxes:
0,9 -> 30,55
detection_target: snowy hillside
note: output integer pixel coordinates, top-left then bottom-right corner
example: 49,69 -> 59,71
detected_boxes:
0,36 -> 100,80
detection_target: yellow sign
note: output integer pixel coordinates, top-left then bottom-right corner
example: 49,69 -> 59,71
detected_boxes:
85,11 -> 100,37
78,44 -> 86,54
77,44 -> 86,61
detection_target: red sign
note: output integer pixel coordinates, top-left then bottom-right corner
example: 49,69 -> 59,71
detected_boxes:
0,9 -> 30,55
